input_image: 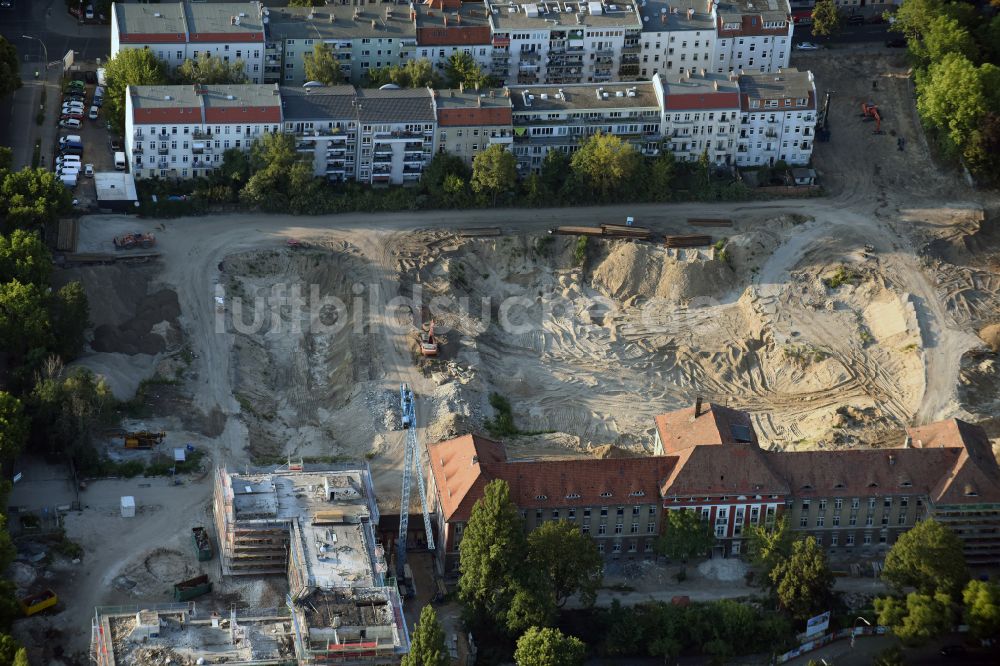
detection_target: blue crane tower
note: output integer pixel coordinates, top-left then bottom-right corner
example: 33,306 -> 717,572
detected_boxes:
397,383 -> 435,579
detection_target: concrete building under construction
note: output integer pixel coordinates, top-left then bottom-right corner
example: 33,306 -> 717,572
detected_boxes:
93,464 -> 408,665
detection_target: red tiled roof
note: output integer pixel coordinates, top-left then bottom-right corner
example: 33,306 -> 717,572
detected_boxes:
132,107 -> 204,124
654,403 -> 758,454
662,92 -> 740,111
119,33 -> 186,44
417,26 -> 491,47
907,420 -> 1000,504
426,434 -> 507,522
662,445 -> 788,497
438,107 -> 512,127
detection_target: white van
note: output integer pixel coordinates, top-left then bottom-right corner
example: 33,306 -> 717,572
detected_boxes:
60,174 -> 78,188
59,134 -> 82,145
114,151 -> 126,170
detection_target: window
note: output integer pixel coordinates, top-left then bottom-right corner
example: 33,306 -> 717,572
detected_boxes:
868,498 -> 876,509
647,522 -> 656,533
852,498 -> 860,509
815,535 -> 822,546
846,534 -> 855,546
864,534 -> 872,545
816,516 -> 824,527
598,524 -> 607,535
630,522 -> 639,534
597,542 -> 604,553
835,498 -> 843,510
831,533 -> 839,546
552,509 -> 560,519
583,524 -> 590,534
819,500 -> 827,511
628,541 -> 637,553
617,507 -> 625,516
600,507 -> 608,517
900,497 -> 909,507
632,506 -> 640,515
535,509 -> 542,520
884,497 -> 892,508
898,512 -> 907,525
584,508 -> 591,518
800,516 -> 808,527
568,508 -> 576,519
649,505 -> 657,515
615,524 -> 623,534
833,515 -> 840,526
612,542 -> 622,553
866,515 -> 874,526
850,515 -> 857,526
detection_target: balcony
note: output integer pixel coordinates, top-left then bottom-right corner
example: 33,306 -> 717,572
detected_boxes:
517,73 -> 539,84
157,159 -> 169,168
157,133 -> 169,141
374,130 -> 423,141
157,147 -> 169,155
519,51 -> 541,62
622,44 -> 640,54
132,145 -> 144,154
595,48 -> 614,57
192,129 -> 212,140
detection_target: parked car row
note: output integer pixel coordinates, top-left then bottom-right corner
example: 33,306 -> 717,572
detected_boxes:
56,135 -> 94,187
59,80 -> 103,128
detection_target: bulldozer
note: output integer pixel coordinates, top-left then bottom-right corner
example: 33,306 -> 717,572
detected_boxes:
114,232 -> 156,250
116,430 -> 166,449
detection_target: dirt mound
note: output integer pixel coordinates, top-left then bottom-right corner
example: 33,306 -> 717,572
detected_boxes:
980,324 -> 1000,352
590,241 -> 734,303
590,444 -> 637,459
92,289 -> 181,354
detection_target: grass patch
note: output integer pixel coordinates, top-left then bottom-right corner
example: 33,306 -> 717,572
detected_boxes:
52,531 -> 84,560
120,374 -> 181,417
484,392 -> 554,438
823,265 -> 862,289
713,238 -> 731,266
899,343 -> 918,353
783,345 -> 829,366
573,235 -> 589,267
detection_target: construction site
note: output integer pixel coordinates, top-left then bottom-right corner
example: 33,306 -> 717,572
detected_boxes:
91,464 -> 407,666
7,47 -> 1000,664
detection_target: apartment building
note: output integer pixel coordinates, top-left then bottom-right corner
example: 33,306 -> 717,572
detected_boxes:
485,0 -> 644,86
714,0 -> 793,74
736,67 -> 816,166
638,0 -> 718,80
263,4 -> 418,86
355,88 -> 438,186
434,89 -> 514,164
425,434 -> 678,572
125,83 -> 282,180
281,85 -> 360,183
414,0 -> 494,78
508,80 -> 662,173
427,403 -> 1000,572
111,2 -> 266,83
653,70 -> 741,164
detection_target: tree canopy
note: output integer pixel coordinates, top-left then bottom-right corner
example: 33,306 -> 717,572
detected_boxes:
656,509 -> 715,565
366,59 -> 439,89
401,605 -> 449,666
747,515 -> 794,582
569,132 -> 643,201
882,519 -> 967,597
513,626 -> 586,666
175,53 -> 247,85
0,168 -> 73,232
444,53 -> 490,90
0,36 -> 21,98
875,592 -> 954,646
0,392 -> 28,471
303,42 -> 343,86
0,229 -> 51,286
471,144 -> 518,206
769,536 -> 834,621
810,0 -> 840,39
103,48 -> 169,134
962,579 -> 1000,640
527,520 -> 603,608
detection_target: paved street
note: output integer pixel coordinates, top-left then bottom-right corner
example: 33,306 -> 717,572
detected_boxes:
0,0 -> 109,168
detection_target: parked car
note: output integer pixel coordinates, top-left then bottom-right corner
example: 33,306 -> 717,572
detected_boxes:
59,134 -> 82,145
59,118 -> 82,129
84,163 -> 94,177
94,86 -> 104,98
109,139 -> 122,152
56,155 -> 81,165
62,103 -> 84,112
63,93 -> 85,101
88,105 -> 99,120
60,113 -> 84,122
85,4 -> 94,20
92,96 -> 103,108
795,42 -> 820,50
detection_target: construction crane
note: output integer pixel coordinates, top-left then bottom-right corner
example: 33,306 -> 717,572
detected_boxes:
397,383 -> 435,579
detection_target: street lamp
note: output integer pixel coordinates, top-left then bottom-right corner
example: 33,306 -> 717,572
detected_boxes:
21,34 -> 48,72
851,616 -> 872,648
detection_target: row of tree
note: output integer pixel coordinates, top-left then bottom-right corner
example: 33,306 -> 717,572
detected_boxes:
889,0 -> 1000,184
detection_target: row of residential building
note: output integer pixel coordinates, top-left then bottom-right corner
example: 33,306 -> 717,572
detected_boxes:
111,0 -> 796,88
124,67 -> 816,183
424,402 -> 1000,572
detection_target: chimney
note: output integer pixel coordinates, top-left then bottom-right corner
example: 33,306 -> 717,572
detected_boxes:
371,18 -> 377,29
888,454 -> 896,466
700,68 -> 706,77
694,396 -> 703,418
903,435 -> 912,448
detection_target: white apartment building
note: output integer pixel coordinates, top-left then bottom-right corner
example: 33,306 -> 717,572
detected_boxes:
653,70 -> 741,164
736,67 -> 816,166
486,0 -> 644,86
508,80 -> 662,173
280,85 -> 360,183
714,0 -> 793,75
638,0 -> 717,80
125,84 -> 282,180
111,2 -> 266,83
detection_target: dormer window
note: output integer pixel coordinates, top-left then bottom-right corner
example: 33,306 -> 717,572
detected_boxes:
868,482 -> 879,488
629,490 -> 646,497
600,491 -> 613,498
565,493 -> 581,500
834,483 -> 846,489
900,481 -> 912,488
801,484 -> 813,491
535,494 -> 547,501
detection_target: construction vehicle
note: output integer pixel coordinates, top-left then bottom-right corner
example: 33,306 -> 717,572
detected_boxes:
113,232 -> 156,250
173,574 -> 212,602
20,589 -> 58,616
192,526 -> 213,561
420,321 -> 439,357
861,102 -> 884,135
397,383 -> 435,578
871,107 -> 883,134
116,430 -> 166,449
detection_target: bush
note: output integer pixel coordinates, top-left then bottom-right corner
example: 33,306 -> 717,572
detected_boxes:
573,236 -> 589,267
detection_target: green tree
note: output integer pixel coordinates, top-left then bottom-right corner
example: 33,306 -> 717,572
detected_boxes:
527,520 -> 603,608
0,392 -> 28,470
0,280 -> 52,364
30,362 -> 112,462
421,152 -> 471,200
219,148 -> 253,186
697,146 -> 711,185
569,132 -> 642,201
0,36 -> 21,98
103,48 -> 169,134
458,479 -> 529,625
646,151 -> 676,200
505,579 -> 556,635
241,133 -> 302,211
175,53 -> 247,85
917,54 -> 996,156
303,42 -> 343,86
888,0 -> 945,42
367,59 -> 439,89
471,144 -> 518,206
770,536 -> 834,621
49,281 -> 90,361
514,626 -> 586,666
811,0 -> 840,39
656,509 -> 714,569
962,579 -> 1000,640
13,647 -> 29,666
0,229 -> 52,285
0,146 -> 12,173
401,605 -> 448,666
965,112 -> 1000,185
747,515 -> 794,581
922,15 -> 978,65
0,635 -> 26,666
875,592 -> 954,646
882,519 -> 967,597
445,52 -> 489,90
1,168 -> 73,232
289,0 -> 325,6
539,149 -> 571,199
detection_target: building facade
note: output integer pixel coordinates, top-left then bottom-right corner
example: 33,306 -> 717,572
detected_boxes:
427,403 -> 1000,573
434,89 -> 514,164
714,0 -> 794,75
654,70 -> 741,164
736,67 -> 816,166
112,2 -> 267,83
509,80 -> 662,173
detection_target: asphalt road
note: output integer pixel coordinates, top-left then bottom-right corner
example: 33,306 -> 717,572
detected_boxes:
793,23 -> 892,45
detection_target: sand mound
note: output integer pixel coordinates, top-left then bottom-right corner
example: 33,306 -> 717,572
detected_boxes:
591,241 -> 734,303
980,324 -> 1000,352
